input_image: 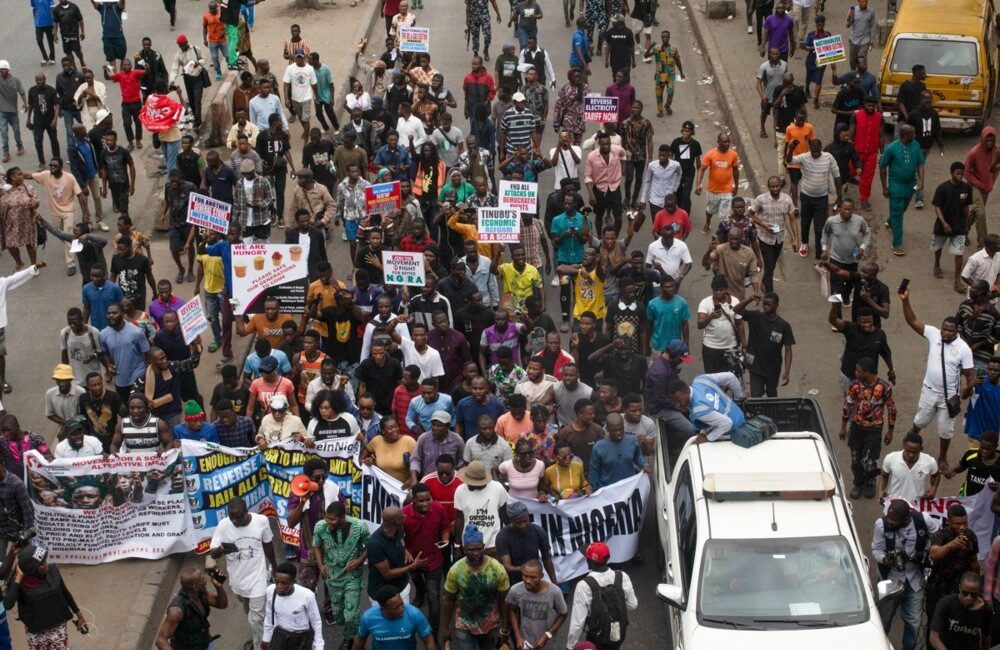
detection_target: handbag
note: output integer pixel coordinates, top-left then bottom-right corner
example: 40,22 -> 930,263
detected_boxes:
194,47 -> 212,88
941,338 -> 962,418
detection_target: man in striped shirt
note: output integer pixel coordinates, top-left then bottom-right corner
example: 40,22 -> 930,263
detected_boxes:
498,92 -> 540,157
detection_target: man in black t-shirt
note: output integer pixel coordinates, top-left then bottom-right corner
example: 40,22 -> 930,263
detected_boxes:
52,1 -> 86,68
357,342 -> 403,415
100,131 -> 135,217
256,112 -> 294,220
932,161 -> 974,291
456,292 -> 494,363
820,259 -> 891,329
737,293 -> 795,398
896,64 -> 927,127
929,573 -> 991,650
831,302 -> 895,393
109,238 -> 155,309
316,288 -> 364,363
209,364 -> 250,417
353,229 -> 385,285
604,15 -> 634,76
302,128 -> 337,193
669,122 -> 703,213
947,430 -> 1000,496
26,74 -> 59,169
770,73 -> 808,133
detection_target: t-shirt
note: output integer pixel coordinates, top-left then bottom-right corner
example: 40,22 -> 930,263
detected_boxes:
422,473 -> 463,522
248,377 -> 295,415
110,253 -> 152,307
366,435 -> 418,483
28,85 -> 57,124
33,170 -> 81,218
922,325 -> 974,395
96,2 -> 124,37
495,523 -> 551,569
210,382 -> 250,416
61,325 -> 103,384
550,212 -> 586,264
956,447 -> 1000,495
505,582 -> 567,644
771,85 -> 808,132
110,69 -> 145,104
839,321 -> 890,378
453,481 -> 509,547
443,557 -> 510,634
497,459 -> 545,499
701,148 -> 739,194
930,594 -> 992,650
245,313 -> 292,349
882,451 -> 938,504
932,180 -> 974,236
606,25 -> 633,71
555,423 -> 603,470
696,295 -> 741,350
282,63 -> 318,103
358,603 -> 432,649
756,60 -> 787,100
743,311 -> 795,379
53,2 -> 84,38
308,413 -> 361,441
783,123 -> 814,169
102,147 -> 133,185
209,513 -> 273,598
367,528 -> 409,598
762,13 -> 793,52
646,295 -> 690,351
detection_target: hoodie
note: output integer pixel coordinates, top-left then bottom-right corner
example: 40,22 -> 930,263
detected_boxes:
462,68 -> 496,119
964,126 -> 1000,194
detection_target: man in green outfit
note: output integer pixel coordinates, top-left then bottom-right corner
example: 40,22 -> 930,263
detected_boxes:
312,500 -> 370,650
878,123 -> 925,257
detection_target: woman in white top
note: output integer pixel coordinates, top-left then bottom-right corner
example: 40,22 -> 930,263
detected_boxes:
344,79 -> 373,113
256,395 -> 308,448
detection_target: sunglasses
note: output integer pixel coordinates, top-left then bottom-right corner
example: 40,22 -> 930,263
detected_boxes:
960,589 -> 980,598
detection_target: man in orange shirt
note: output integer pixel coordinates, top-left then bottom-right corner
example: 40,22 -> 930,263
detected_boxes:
202,1 -> 228,82
782,109 -> 815,210
237,295 -> 294,348
694,132 -> 740,235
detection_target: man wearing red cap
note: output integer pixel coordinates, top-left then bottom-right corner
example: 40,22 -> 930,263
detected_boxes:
169,35 -> 208,131
565,541 -> 637,649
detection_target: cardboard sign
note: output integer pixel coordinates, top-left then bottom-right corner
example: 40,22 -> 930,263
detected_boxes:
814,34 -> 847,66
498,180 -> 538,214
584,96 -> 619,123
231,244 -> 310,314
398,26 -> 430,53
177,296 -> 209,345
186,193 -> 231,235
365,181 -> 402,216
381,251 -> 426,287
477,207 -> 521,243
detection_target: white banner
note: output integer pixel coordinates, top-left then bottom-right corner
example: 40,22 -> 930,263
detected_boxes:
512,472 -> 650,581
891,487 -> 997,561
25,449 -> 196,564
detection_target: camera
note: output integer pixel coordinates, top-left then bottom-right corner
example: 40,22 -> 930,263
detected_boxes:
724,348 -> 753,376
890,548 -> 909,572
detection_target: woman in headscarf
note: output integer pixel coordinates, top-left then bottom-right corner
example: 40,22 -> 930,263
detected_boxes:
553,67 -> 588,145
0,167 -> 41,269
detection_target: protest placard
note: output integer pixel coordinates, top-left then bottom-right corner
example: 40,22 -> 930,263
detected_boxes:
381,251 -> 426,286
398,26 -> 430,53
231,244 -> 310,314
498,180 -> 538,214
177,296 -> 209,344
365,181 -> 402,216
584,96 -> 619,122
814,34 -> 847,66
477,207 -> 521,243
186,193 -> 230,235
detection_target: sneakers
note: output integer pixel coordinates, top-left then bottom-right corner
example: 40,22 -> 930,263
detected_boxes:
97,221 -> 109,232
893,247 -> 906,256
915,199 -> 924,209
66,265 -> 77,277
863,482 -> 877,499
747,25 -> 753,33
798,244 -> 809,257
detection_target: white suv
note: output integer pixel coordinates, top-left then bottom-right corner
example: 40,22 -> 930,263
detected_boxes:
653,419 -> 898,649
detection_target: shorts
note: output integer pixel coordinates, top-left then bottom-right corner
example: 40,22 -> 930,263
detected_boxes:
344,219 -> 359,241
705,191 -> 733,217
169,223 -> 193,253
760,98 -> 772,115
0,327 -> 6,356
788,168 -> 802,184
61,36 -> 83,56
631,17 -> 652,34
102,35 -> 127,62
930,234 -> 966,255
913,384 -> 957,439
805,64 -> 825,85
291,100 -> 312,122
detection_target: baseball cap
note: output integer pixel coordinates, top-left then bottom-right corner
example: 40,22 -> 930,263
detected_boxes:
430,410 -> 451,424
176,34 -> 188,45
511,91 -> 526,102
18,545 -> 47,575
64,416 -> 86,434
585,542 -> 611,564
665,339 -> 692,363
95,108 -> 111,123
259,355 -> 279,373
0,61 -> 10,71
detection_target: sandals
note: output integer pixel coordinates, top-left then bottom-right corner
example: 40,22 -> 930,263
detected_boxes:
175,271 -> 185,284
933,267 -> 944,279
2,382 -> 10,394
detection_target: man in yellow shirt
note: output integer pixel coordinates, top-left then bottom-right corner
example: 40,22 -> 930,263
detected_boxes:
498,246 -> 544,316
445,205 -> 501,260
195,230 -> 226,353
305,261 -> 347,350
557,246 -> 607,326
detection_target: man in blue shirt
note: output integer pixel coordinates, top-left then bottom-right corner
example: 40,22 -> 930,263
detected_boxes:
373,132 -> 413,182
964,357 -> 1000,441
172,400 -> 221,443
68,122 -> 106,230
669,372 -> 747,444
456,376 -> 507,439
568,16 -> 591,75
99,302 -> 150,403
243,339 -> 292,379
82,265 -> 124,330
549,193 -> 589,328
356,584 -> 434,650
31,0 -> 56,65
588,413 -> 649,489
93,0 -> 127,68
406,378 -> 456,435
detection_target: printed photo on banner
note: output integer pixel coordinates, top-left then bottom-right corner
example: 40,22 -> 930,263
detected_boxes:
498,180 -> 538,214
814,34 -> 846,66
584,96 -> 619,122
365,181 -> 403,216
230,243 -> 310,315
186,193 -> 231,235
381,250 -> 426,286
177,296 -> 209,345
398,26 -> 430,53
477,207 -> 521,243
25,449 -> 195,564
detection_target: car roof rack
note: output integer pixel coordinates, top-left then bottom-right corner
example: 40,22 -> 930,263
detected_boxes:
703,472 -> 836,501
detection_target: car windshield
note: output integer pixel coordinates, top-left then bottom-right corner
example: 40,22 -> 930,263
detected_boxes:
890,38 -> 979,77
698,537 -> 867,627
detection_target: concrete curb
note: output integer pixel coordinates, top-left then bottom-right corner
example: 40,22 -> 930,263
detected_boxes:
115,555 -> 185,650
678,0 -> 769,196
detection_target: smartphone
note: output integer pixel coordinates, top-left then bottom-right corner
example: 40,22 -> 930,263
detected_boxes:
713,303 -> 722,311
898,278 -> 910,294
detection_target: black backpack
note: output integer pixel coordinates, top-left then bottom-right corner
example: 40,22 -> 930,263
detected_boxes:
583,570 -> 630,646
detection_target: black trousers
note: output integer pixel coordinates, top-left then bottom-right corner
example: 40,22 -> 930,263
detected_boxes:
35,26 -> 55,61
163,0 -> 177,26
799,192 -> 827,257
314,100 -> 339,131
31,122 -> 58,167
110,181 -> 130,216
559,277 -> 571,321
121,101 -> 143,143
830,258 -> 858,303
759,239 -> 782,294
750,371 -> 779,397
183,74 -> 205,129
848,422 -> 882,486
594,186 -> 623,234
703,345 -> 729,373
677,172 -> 694,213
623,159 -> 645,206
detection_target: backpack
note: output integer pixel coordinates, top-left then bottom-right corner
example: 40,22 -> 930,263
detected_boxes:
583,570 -> 629,645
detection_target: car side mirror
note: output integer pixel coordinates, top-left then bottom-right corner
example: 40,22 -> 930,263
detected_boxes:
656,583 -> 686,609
876,579 -> 904,604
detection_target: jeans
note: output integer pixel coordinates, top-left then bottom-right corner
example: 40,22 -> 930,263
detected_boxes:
121,101 -> 142,144
0,111 -> 23,154
221,289 -> 234,358
848,423 -> 882,486
183,74 -> 205,129
61,109 -> 81,139
877,579 -> 924,650
203,290 -> 223,343
758,239 -> 782,293
516,24 -> 538,49
163,138 -> 181,172
412,568 -> 443,636
452,627 -> 498,650
0,606 -> 11,650
623,159 -> 645,206
799,192 -> 827,257
237,594 -> 266,649
241,3 -> 255,28
31,122 -> 59,167
208,41 -> 230,76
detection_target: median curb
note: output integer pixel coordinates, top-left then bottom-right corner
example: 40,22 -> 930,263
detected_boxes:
115,555 -> 185,650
